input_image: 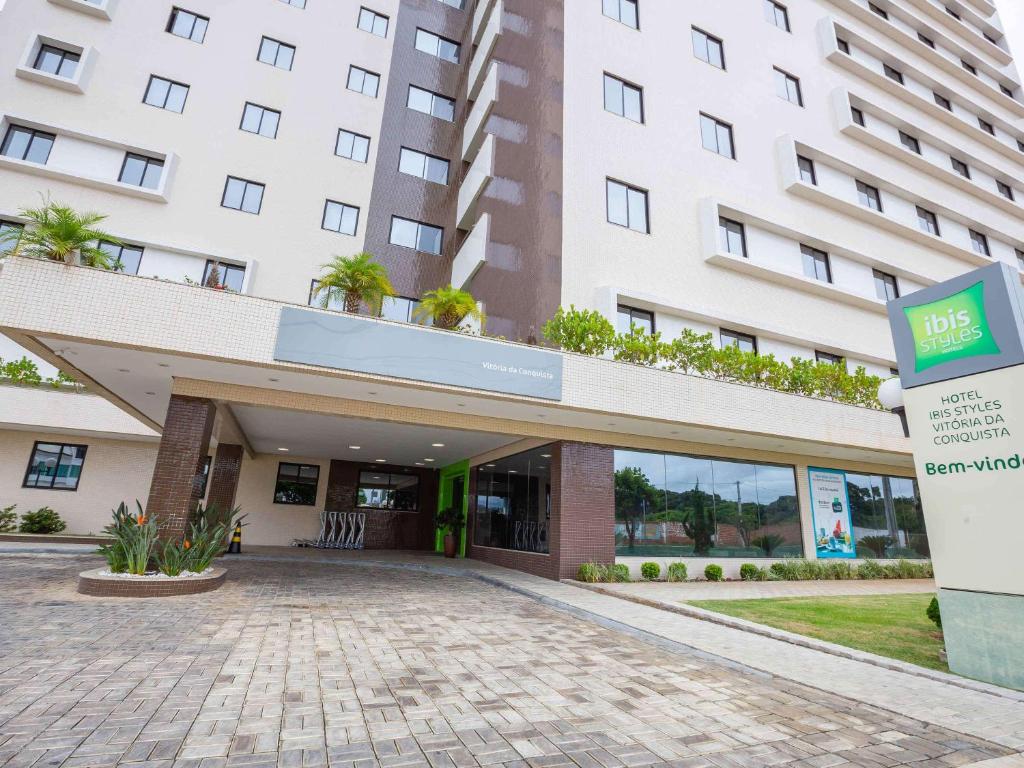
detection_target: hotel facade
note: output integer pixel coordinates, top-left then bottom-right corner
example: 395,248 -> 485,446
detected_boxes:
0,0 -> 1020,578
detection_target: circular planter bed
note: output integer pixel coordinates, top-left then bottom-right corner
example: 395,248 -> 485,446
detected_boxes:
77,567 -> 226,597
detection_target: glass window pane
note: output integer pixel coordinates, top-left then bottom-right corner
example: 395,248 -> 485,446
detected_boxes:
192,16 -> 208,41
241,105 -> 262,133
277,45 -> 294,70
607,181 -> 628,226
171,12 -> 194,38
390,217 -> 418,248
57,53 -> 79,78
426,156 -> 449,184
36,48 -> 63,74
614,450 -> 667,554
141,160 -> 163,189
26,443 -> 62,487
604,76 -> 623,116
621,0 -> 637,27
408,86 -> 432,114
399,148 -> 425,177
340,205 -> 358,235
627,188 -> 647,232
258,39 -> 277,64
336,131 -> 354,158
23,133 -> 53,164
716,123 -> 733,157
51,445 -> 85,490
700,115 -> 718,152
165,83 -> 188,112
146,77 -> 171,108
120,155 -> 145,185
323,202 -> 341,231
433,95 -> 455,121
1,127 -> 31,159
417,224 -> 442,254
623,85 -> 642,122
260,110 -> 279,137
223,178 -> 244,209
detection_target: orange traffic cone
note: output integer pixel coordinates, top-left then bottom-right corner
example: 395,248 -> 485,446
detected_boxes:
227,522 -> 242,554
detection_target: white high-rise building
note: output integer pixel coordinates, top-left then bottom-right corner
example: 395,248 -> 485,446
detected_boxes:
0,0 -> 1018,579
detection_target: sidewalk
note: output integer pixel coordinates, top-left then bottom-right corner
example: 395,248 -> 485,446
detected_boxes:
597,577 -> 936,601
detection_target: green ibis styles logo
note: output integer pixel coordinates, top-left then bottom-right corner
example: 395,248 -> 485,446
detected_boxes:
904,282 -> 1000,372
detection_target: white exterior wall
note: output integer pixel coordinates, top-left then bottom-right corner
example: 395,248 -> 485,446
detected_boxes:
561,0 -> 1024,373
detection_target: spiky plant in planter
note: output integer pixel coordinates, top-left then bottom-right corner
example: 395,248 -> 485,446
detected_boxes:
314,252 -> 395,314
5,199 -> 119,267
414,285 -> 484,331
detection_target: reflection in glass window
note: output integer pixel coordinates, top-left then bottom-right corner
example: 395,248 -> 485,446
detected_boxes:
357,470 -> 419,510
474,445 -> 552,554
273,463 -> 319,505
614,449 -> 801,558
98,241 -> 144,275
847,473 -> 929,559
202,260 -> 245,291
380,295 -> 423,323
0,221 -> 24,254
23,442 -> 88,490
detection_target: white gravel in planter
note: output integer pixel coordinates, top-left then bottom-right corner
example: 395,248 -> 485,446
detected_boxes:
97,568 -> 214,579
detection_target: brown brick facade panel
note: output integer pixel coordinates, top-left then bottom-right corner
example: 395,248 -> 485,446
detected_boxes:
553,442 -> 616,580
207,443 -> 243,513
325,460 -> 438,550
145,395 -> 216,541
77,568 -> 226,597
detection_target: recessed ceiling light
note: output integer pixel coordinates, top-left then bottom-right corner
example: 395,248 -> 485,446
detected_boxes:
277,447 -> 289,452
607,422 -> 617,426
145,391 -> 156,396
424,458 -> 435,462
457,403 -> 466,407
486,463 -> 496,467
375,458 -> 387,463
368,391 -> 378,395
415,462 -> 425,466
117,368 -> 130,373
349,445 -> 361,450
508,469 -> 518,473
431,443 -> 445,447
157,363 -> 170,368
373,476 -> 381,480
540,454 -> 551,458
670,430 -> 679,435
537,414 -> 546,418
268,377 -> 280,382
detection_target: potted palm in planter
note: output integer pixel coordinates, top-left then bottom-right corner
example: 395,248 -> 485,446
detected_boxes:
3,199 -> 120,267
435,505 -> 466,558
313,252 -> 395,314
413,285 -> 485,331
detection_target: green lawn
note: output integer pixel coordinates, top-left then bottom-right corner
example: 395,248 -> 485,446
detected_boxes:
688,594 -> 946,671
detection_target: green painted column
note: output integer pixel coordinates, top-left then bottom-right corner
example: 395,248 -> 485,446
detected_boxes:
437,460 -> 470,557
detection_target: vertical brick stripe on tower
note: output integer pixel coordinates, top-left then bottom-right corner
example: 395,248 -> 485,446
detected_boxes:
145,395 -> 216,541
207,443 -> 243,513
554,442 -> 616,579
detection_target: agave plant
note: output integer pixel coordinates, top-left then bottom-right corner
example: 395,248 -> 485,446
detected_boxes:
5,199 -> 120,267
313,252 -> 395,314
413,285 -> 485,331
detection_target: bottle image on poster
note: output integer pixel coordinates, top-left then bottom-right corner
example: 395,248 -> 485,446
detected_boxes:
807,467 -> 856,558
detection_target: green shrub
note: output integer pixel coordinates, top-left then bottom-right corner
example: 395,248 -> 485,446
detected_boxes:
666,562 -> 688,582
926,596 -> 942,628
99,502 -> 158,575
18,507 -> 66,534
0,505 -> 17,533
156,540 -> 189,577
856,560 -> 886,580
739,563 -> 760,581
769,561 -> 799,580
704,564 -> 724,582
640,561 -> 661,581
598,563 -> 630,583
613,329 -> 664,366
542,305 -> 616,356
821,562 -> 854,580
576,562 -> 601,583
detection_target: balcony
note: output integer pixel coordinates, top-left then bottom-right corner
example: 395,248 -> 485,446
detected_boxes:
468,0 -> 501,101
457,134 -> 494,229
463,63 -> 499,163
451,213 -> 489,289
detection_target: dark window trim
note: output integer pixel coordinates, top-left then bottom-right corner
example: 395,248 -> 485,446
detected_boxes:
603,71 -> 646,123
273,462 -> 320,506
202,259 -> 246,290
118,152 -> 164,188
800,244 -> 833,283
617,304 -> 656,334
606,177 -> 651,234
239,101 -> 282,138
815,350 -> 844,366
720,328 -> 757,354
692,26 -> 726,70
143,74 -> 190,112
718,216 -> 747,258
873,268 -> 900,301
355,469 -> 421,511
398,146 -> 451,184
22,440 -> 88,492
916,206 -> 941,237
1,125 -> 57,163
167,7 -> 209,42
321,199 -> 361,235
33,44 -> 79,75
774,66 -> 803,106
699,112 -> 736,160
335,128 -> 371,161
220,176 -> 265,214
797,155 -> 817,185
257,36 -> 296,69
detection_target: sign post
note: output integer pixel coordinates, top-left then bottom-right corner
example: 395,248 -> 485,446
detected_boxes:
887,261 -> 1024,691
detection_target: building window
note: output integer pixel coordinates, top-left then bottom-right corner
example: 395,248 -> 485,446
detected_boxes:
257,36 -> 295,70
856,180 -> 882,212
950,157 -> 970,179
719,217 -> 746,257
946,6 -> 961,20
837,38 -> 850,54
721,328 -> 756,353
119,153 -> 164,189
602,0 -> 638,29
1019,139 -> 1024,153
763,0 -> 790,31
407,85 -> 455,121
1016,249 -> 1024,271
167,7 -> 208,43
437,0 -> 464,8
883,64 -> 904,85
773,67 -> 802,106
474,444 -> 552,554
916,206 -> 940,236
98,241 -> 143,274
33,44 -> 80,78
617,305 -> 654,335
196,456 -> 211,498
606,179 -> 649,234
603,74 -> 644,123
868,2 -> 888,19
969,229 -> 990,256
309,279 -> 344,311
979,118 -> 995,136
851,106 -> 866,126
917,32 -> 935,48
335,129 -> 370,162
357,7 -> 389,36
203,260 -> 245,291
273,462 -> 319,505
934,92 -> 952,111
0,221 -> 24,254
221,176 -> 264,214
848,473 -> 930,559
399,147 -> 449,185
357,470 -> 420,510
800,245 -> 831,283
1,125 -> 56,164
700,113 -> 734,159
380,296 -> 423,323
1000,84 -> 1015,99
414,29 -> 460,63
240,103 -> 281,138
322,200 -> 360,236
873,269 -> 899,301
797,155 -> 817,185
898,131 -> 920,154
692,28 -> 725,69
816,351 -> 844,366
23,442 -> 87,491
281,0 -> 306,7
143,75 -> 189,113
347,66 -> 380,97
961,59 -> 977,75
390,216 -> 443,254
998,181 -> 1015,201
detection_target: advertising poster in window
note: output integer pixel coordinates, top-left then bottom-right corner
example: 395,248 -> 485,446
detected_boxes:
808,468 -> 856,559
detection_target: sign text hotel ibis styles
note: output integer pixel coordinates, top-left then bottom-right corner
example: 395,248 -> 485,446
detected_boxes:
273,307 -> 564,400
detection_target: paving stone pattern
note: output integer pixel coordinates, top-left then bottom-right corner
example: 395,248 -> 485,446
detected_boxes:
0,556 -> 1012,768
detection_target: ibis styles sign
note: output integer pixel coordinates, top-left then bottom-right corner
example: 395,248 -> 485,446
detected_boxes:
888,262 -> 1024,388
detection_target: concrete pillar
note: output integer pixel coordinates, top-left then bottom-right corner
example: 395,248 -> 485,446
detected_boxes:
207,443 -> 243,513
146,395 -> 216,540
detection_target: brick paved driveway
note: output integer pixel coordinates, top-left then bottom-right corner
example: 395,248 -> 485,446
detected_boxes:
0,555 -> 1012,768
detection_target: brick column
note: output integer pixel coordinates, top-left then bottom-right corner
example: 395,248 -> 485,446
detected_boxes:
146,395 -> 216,541
207,443 -> 243,513
552,442 -> 616,579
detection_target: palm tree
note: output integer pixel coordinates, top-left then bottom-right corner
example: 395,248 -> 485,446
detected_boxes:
413,285 -> 485,331
313,252 -> 395,314
5,200 -> 120,268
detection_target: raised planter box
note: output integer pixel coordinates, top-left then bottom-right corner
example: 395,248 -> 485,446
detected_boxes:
77,567 -> 226,597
